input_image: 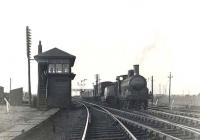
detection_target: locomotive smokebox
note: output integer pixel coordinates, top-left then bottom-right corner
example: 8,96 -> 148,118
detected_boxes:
128,70 -> 134,77
134,65 -> 139,75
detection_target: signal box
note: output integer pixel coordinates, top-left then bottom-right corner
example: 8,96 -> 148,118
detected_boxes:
34,41 -> 76,109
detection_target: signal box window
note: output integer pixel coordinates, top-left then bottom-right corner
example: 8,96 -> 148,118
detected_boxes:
48,64 -> 70,74
63,64 -> 70,73
48,64 -> 55,73
56,64 -> 62,73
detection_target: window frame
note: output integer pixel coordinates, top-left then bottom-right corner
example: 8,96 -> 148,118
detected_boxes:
48,63 -> 70,74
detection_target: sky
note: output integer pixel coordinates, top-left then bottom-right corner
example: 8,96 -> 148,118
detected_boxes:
0,0 -> 200,95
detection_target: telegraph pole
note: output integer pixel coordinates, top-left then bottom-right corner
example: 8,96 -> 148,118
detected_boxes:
10,78 -> 11,92
168,72 -> 173,105
26,26 -> 32,105
95,74 -> 98,97
151,76 -> 153,105
95,74 -> 100,97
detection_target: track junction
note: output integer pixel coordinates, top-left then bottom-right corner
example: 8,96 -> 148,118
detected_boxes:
74,98 -> 200,140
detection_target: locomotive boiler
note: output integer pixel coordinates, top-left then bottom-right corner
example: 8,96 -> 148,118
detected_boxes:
104,65 -> 150,109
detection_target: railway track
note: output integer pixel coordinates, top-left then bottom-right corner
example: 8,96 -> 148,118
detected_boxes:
86,107 -> 131,140
79,100 -> 194,140
70,101 -> 89,140
106,107 -> 200,139
150,106 -> 200,118
71,100 -> 136,140
97,101 -> 200,133
86,100 -> 200,130
142,109 -> 200,131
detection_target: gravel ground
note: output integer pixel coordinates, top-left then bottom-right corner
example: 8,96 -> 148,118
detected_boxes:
0,105 -> 43,133
14,104 -> 84,140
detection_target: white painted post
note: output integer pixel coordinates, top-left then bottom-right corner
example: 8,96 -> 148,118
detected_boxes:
154,99 -> 158,106
4,98 -> 10,113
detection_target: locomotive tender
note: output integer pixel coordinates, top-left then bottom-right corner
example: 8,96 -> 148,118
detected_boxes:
82,65 -> 151,109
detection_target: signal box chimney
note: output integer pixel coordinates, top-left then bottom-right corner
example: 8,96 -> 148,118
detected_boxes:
38,40 -> 42,54
134,64 -> 139,75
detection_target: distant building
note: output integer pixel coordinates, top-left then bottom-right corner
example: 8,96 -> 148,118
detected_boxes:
0,86 -> 4,94
0,86 -> 4,104
10,88 -> 23,106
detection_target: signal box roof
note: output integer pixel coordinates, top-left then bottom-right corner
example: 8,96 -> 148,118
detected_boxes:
34,47 -> 76,66
34,47 -> 75,59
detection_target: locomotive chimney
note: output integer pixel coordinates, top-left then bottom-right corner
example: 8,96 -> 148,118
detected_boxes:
38,40 -> 42,54
134,64 -> 139,75
128,70 -> 134,77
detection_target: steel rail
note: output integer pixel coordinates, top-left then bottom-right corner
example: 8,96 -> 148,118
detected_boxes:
79,100 -> 137,140
148,109 -> 200,122
81,100 -> 187,139
134,108 -> 200,134
116,115 -> 182,140
104,105 -> 200,138
84,101 -> 183,140
150,107 -> 200,117
150,105 -> 200,117
146,109 -> 200,133
74,101 -> 90,140
93,107 -> 180,140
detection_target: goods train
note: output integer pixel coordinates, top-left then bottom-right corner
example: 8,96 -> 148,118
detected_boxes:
81,65 -> 152,110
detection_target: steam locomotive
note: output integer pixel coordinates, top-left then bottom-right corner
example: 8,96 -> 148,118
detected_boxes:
82,65 -> 152,110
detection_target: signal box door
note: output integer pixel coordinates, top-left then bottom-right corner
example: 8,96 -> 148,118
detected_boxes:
47,76 -> 70,107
